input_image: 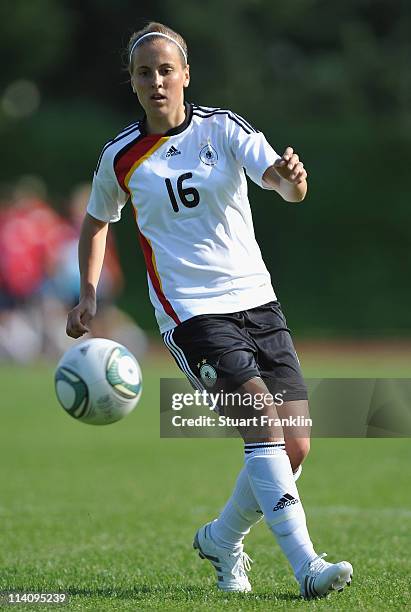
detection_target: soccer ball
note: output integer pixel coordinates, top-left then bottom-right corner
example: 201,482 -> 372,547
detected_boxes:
54,338 -> 142,425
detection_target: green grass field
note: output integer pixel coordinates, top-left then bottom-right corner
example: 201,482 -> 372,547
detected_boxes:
0,345 -> 410,611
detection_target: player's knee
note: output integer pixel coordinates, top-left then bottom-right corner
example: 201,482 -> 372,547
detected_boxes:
234,377 -> 286,442
295,438 -> 310,463
286,438 -> 310,471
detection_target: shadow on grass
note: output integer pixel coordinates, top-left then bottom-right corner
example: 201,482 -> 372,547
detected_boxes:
61,584 -> 300,602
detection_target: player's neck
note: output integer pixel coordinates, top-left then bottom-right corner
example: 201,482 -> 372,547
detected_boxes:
144,102 -> 186,135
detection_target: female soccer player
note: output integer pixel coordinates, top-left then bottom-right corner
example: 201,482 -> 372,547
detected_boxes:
66,21 -> 353,599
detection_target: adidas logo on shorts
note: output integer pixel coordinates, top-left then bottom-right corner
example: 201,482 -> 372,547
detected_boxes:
273,493 -> 299,511
165,145 -> 181,158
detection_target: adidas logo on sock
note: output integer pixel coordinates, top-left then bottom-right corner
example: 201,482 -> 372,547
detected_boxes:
273,493 -> 299,511
165,145 -> 181,157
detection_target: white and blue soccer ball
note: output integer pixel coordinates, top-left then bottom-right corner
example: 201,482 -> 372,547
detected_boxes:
54,338 -> 142,425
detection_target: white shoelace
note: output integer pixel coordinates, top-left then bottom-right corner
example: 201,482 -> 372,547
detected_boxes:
230,551 -> 254,577
307,552 -> 328,575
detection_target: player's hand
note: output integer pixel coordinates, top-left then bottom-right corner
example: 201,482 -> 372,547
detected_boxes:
274,147 -> 307,184
66,297 -> 96,339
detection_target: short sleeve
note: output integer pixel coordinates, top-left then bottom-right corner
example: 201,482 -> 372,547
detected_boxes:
227,112 -> 281,189
87,148 -> 129,223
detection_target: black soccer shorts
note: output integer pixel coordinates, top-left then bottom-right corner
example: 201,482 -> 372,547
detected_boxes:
162,300 -> 307,401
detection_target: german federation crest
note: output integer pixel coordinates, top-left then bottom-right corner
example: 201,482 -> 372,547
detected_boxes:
198,360 -> 218,388
199,143 -> 218,166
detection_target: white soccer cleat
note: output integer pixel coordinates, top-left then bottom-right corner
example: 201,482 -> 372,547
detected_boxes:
299,553 -> 353,600
193,521 -> 253,592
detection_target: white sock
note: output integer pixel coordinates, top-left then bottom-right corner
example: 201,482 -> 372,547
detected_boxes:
244,442 -> 317,580
274,516 -> 317,580
210,450 -> 304,551
210,466 -> 263,551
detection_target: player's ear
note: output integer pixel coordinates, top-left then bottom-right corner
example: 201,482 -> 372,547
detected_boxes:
130,77 -> 137,94
183,64 -> 190,88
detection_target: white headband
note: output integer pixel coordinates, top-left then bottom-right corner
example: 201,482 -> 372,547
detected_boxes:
129,32 -> 187,64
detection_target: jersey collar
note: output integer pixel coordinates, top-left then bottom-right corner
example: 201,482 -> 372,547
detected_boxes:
140,101 -> 193,137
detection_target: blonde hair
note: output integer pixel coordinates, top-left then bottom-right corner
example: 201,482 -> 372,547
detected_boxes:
128,22 -> 188,72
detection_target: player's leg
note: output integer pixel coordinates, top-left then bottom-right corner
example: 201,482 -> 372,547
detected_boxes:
239,302 -> 353,597
222,375 -> 316,574
207,426 -> 306,556
245,301 -> 312,473
165,315 -> 353,597
191,368 -> 308,593
163,317 -> 264,591
222,375 -> 352,598
244,301 -> 352,598
207,393 -> 309,554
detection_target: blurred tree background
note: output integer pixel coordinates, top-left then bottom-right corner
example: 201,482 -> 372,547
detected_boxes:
1,0 -> 410,335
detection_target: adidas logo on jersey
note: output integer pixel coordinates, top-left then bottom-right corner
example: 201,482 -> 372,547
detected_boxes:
165,145 -> 181,158
273,493 -> 299,511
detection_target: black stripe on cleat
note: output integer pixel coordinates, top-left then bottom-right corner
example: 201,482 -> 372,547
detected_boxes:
202,552 -> 220,563
193,531 -> 206,560
304,575 -> 309,598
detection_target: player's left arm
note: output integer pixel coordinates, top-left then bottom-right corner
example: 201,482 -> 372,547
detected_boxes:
262,146 -> 307,203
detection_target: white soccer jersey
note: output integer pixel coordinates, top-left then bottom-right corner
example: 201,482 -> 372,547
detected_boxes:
87,102 -> 280,333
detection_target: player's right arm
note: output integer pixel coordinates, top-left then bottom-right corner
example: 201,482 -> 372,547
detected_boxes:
66,213 -> 108,338
66,138 -> 130,339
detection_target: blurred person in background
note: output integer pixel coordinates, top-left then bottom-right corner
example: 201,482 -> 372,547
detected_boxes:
0,180 -> 71,362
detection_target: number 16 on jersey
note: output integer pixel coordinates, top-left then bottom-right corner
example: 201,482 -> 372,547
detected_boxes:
165,172 -> 200,212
